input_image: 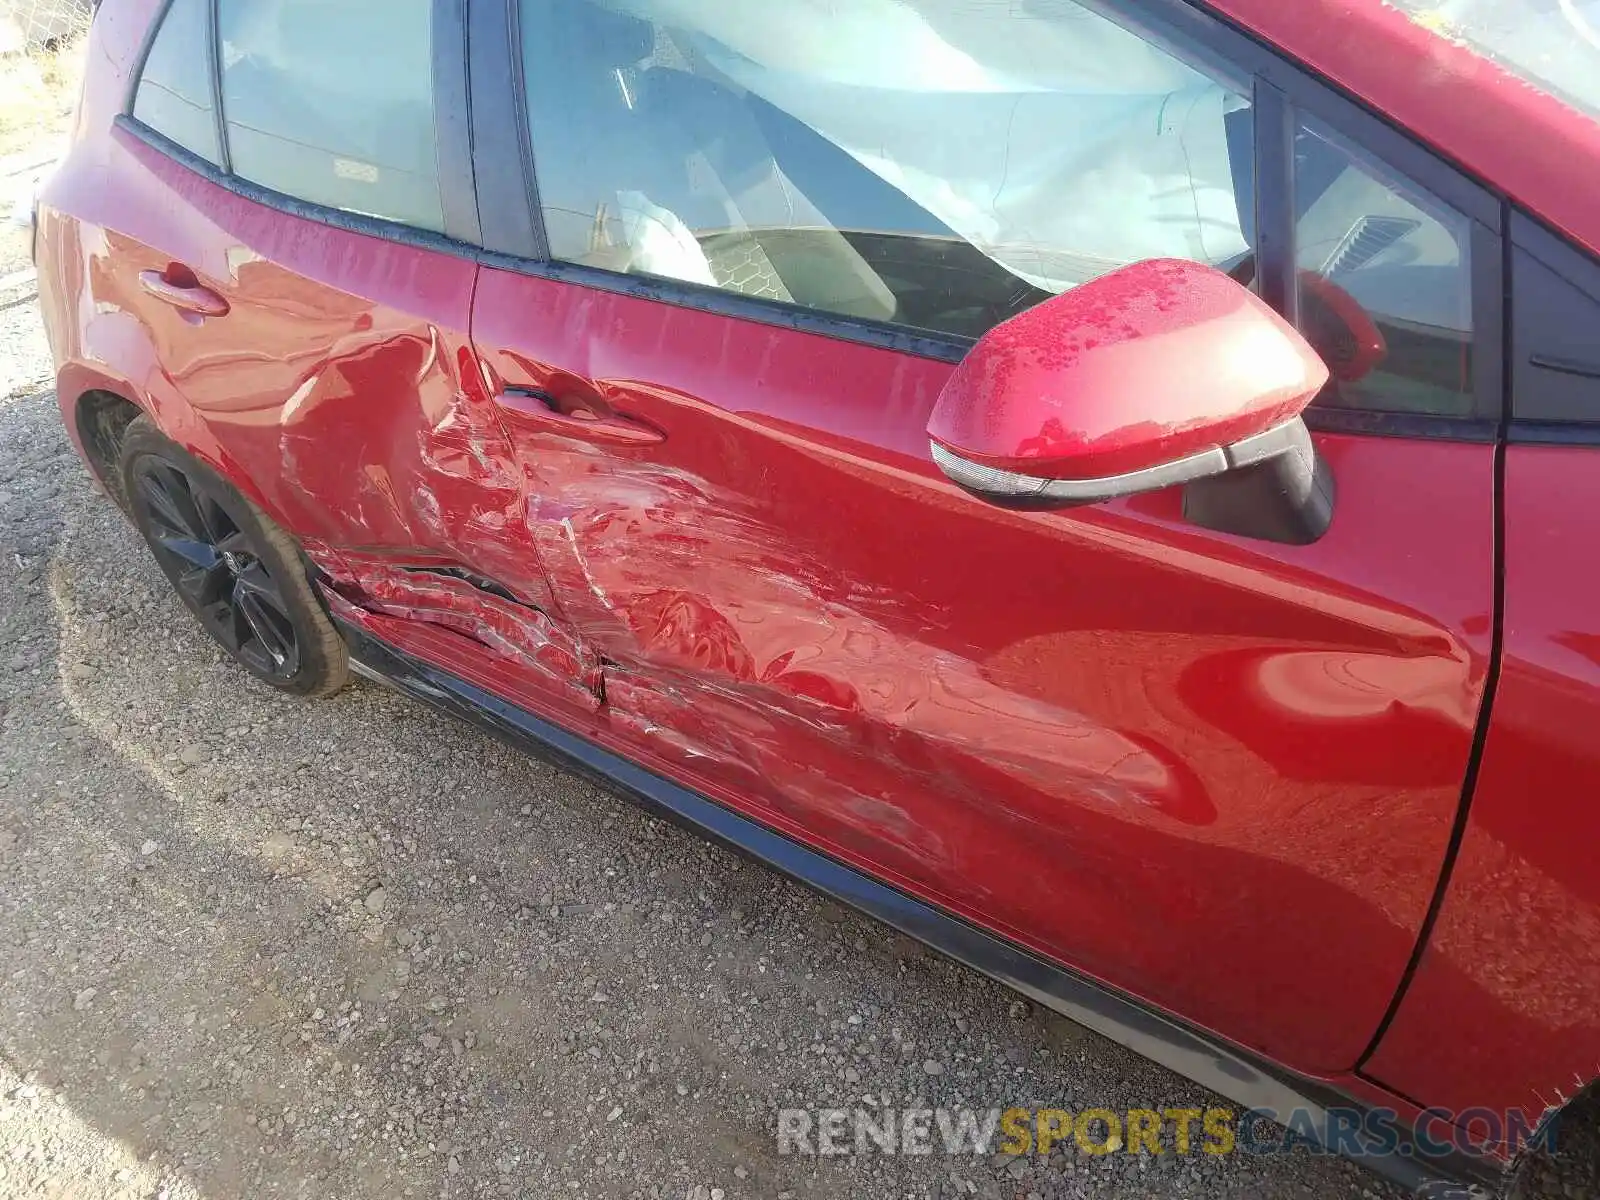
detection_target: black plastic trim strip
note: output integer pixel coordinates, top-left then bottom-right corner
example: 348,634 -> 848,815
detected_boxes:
1528,354 -> 1600,381
1303,406 -> 1496,443
1506,421 -> 1600,447
122,0 -> 173,115
203,0 -> 229,175
334,615 -> 1501,1197
1252,79 -> 1296,323
114,115 -> 484,262
474,249 -> 976,363
433,0 -> 482,246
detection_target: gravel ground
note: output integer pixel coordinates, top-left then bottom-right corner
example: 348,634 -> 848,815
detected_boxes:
0,223 -> 1596,1200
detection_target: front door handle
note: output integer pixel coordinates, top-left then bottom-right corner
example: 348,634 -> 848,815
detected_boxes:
138,268 -> 230,318
493,387 -> 665,447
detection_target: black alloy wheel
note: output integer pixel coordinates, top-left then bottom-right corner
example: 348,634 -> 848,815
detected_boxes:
119,415 -> 348,696
131,457 -> 301,680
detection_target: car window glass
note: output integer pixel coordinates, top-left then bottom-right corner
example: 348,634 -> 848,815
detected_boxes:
216,0 -> 443,232
517,0 -> 1254,341
132,0 -> 221,165
1293,121 -> 1474,416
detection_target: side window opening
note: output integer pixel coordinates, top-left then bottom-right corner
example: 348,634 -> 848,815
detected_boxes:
131,0 -> 222,166
215,0 -> 444,232
128,0 -> 446,235
124,0 -> 1483,421
518,0 -> 1255,342
514,0 -> 1483,420
1292,120 -> 1475,417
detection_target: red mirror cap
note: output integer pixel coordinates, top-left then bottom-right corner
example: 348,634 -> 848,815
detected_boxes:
927,259 -> 1330,482
1299,271 -> 1387,383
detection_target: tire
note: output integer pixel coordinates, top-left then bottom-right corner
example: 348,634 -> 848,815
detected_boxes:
119,416 -> 349,697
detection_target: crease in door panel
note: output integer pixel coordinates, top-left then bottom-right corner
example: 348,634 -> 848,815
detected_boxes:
306,545 -> 604,709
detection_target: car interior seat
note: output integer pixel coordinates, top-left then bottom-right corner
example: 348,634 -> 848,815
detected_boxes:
525,0 -> 898,321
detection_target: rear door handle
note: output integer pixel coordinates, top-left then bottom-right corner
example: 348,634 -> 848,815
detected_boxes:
493,387 -> 665,447
138,268 -> 230,318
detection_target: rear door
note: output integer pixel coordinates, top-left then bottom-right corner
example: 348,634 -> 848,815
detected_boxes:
1359,216 -> 1600,1151
467,0 -> 1500,1072
82,0 -> 595,710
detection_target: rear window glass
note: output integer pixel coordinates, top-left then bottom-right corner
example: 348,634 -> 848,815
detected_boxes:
215,0 -> 443,231
132,0 -> 221,165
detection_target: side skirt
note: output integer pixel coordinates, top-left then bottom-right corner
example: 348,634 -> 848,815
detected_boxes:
336,617 -> 1500,1197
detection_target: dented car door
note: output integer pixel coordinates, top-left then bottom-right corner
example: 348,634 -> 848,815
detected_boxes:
469,265 -> 1498,1075
468,0 -> 1498,1075
99,165 -> 600,712
81,0 -> 600,715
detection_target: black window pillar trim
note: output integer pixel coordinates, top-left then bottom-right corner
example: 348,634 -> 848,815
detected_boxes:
434,0 -> 482,246
504,0 -> 552,261
204,0 -> 229,175
464,0 -> 544,260
1251,78 -> 1296,323
122,0 -> 175,115
1470,216 -> 1507,425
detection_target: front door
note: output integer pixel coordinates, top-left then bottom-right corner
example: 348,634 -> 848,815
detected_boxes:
470,0 -> 1498,1073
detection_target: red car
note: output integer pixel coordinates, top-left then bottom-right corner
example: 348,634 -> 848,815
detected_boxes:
32,0 -> 1600,1191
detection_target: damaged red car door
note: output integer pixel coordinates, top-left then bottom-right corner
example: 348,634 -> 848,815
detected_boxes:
62,0 -> 600,714
469,0 -> 1498,1074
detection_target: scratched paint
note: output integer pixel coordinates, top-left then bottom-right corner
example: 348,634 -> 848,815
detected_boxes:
468,265 -> 1496,1073
308,546 -> 602,711
53,126 -> 585,701
29,0 -> 1600,1158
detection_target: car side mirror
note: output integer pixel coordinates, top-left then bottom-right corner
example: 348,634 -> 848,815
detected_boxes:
927,259 -> 1336,544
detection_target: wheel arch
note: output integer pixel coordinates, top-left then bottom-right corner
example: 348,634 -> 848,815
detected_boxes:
72,389 -> 144,514
55,362 -> 283,526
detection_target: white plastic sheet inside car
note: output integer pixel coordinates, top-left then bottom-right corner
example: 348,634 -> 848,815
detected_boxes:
602,0 -> 1252,294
